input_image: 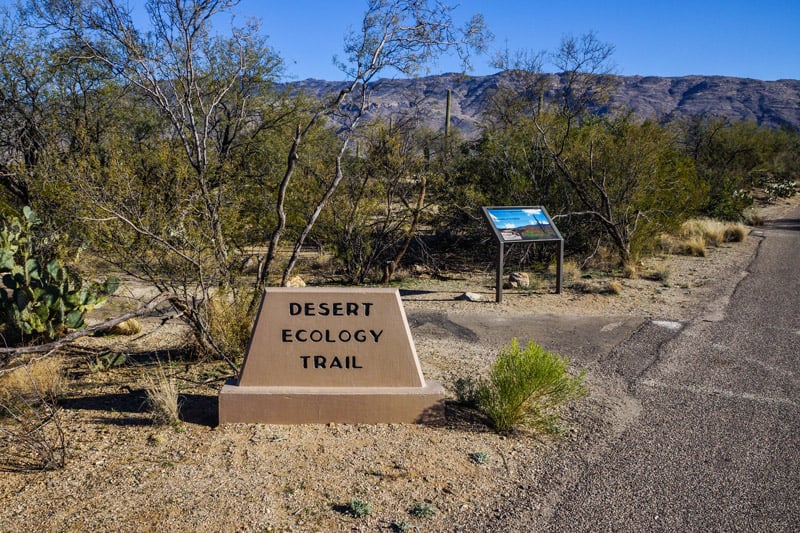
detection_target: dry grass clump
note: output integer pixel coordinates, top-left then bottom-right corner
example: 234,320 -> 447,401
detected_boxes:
205,292 -> 255,360
659,218 -> 747,257
744,209 -> 765,226
643,261 -> 672,284
606,280 -> 623,295
143,363 -> 181,427
723,223 -> 747,243
0,358 -> 64,406
549,260 -> 582,283
571,279 -> 623,295
0,358 -> 66,471
103,318 -> 142,336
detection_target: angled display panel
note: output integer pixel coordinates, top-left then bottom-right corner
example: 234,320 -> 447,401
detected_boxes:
483,206 -> 562,243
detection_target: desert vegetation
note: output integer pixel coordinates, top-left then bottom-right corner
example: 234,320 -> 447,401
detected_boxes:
0,0 -> 797,474
0,0 -> 796,362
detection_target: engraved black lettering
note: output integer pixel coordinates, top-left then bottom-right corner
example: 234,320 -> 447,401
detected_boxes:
282,329 -> 293,342
296,329 -> 307,342
313,355 -> 326,368
289,302 -> 302,315
304,302 -> 315,315
330,356 -> 343,369
370,329 -> 383,342
318,302 -> 329,315
310,330 -> 323,342
346,302 -> 358,315
300,355 -> 310,368
354,330 -> 367,342
362,302 -> 373,316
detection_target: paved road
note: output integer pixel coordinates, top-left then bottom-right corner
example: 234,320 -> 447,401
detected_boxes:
538,206 -> 800,532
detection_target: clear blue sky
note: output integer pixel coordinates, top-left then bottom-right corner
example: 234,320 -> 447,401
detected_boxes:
2,0 -> 797,81
240,0 -> 799,81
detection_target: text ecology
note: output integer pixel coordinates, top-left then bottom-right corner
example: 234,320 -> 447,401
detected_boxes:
281,328 -> 383,343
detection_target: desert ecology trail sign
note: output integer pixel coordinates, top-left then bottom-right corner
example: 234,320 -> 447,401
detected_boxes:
218,287 -> 444,424
482,206 -> 564,302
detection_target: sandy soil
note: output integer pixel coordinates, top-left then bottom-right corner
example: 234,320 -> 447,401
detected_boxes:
1,197 -> 796,533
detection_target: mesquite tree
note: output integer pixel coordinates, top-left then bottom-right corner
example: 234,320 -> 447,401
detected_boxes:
257,0 -> 489,297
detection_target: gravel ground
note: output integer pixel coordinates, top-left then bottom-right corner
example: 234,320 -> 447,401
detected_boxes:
1,197 -> 796,532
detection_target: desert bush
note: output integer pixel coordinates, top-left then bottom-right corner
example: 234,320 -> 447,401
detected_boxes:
0,364 -> 66,470
204,291 -> 255,362
644,262 -> 672,284
682,218 -> 726,246
468,451 -> 490,464
744,209 -> 765,226
0,358 -> 64,405
606,280 -> 623,295
724,223 -> 747,243
452,376 -> 481,406
547,260 -> 583,287
101,318 -> 142,336
408,501 -> 437,518
143,363 -> 181,427
477,338 -> 587,433
343,498 -> 371,518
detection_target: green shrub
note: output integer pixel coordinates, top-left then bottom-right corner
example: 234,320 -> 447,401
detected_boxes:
408,501 -> 437,518
478,339 -> 587,433
344,498 -> 371,518
0,207 -> 118,344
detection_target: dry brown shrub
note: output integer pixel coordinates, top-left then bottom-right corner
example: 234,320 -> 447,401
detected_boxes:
0,360 -> 66,470
205,292 -> 255,361
622,262 -> 639,279
0,358 -> 64,405
724,223 -> 747,242
103,318 -> 142,336
606,280 -> 623,295
745,210 -> 765,226
143,363 -> 181,427
682,236 -> 707,257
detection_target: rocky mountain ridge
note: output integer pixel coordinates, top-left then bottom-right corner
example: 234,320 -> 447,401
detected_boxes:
290,72 -> 800,138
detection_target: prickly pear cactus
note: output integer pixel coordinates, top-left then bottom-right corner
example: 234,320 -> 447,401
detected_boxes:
0,207 -> 119,344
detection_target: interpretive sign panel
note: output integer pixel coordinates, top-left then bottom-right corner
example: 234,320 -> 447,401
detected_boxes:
218,287 -> 444,424
483,206 -> 562,242
482,206 -> 564,302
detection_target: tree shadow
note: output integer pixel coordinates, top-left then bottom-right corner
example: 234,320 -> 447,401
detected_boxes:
59,390 -> 218,427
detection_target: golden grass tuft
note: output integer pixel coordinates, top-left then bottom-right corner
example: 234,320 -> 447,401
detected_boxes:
682,236 -> 707,257
206,292 -> 255,360
143,363 -> 181,427
549,260 -> 583,283
606,280 -> 623,295
724,223 -> 747,243
104,318 -> 142,336
0,358 -> 64,405
744,210 -> 765,227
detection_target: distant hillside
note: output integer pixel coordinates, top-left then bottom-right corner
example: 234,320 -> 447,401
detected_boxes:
290,72 -> 800,138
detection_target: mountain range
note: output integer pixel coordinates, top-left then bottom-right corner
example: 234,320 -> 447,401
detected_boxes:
291,72 -> 800,138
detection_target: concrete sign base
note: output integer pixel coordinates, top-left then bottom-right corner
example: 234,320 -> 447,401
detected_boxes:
218,383 -> 445,424
218,287 -> 444,424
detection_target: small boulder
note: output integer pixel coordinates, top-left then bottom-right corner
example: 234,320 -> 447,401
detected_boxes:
509,272 -> 530,288
285,275 -> 306,287
455,292 -> 483,302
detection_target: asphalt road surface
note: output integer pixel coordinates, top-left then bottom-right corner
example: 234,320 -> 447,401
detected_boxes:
535,205 -> 800,532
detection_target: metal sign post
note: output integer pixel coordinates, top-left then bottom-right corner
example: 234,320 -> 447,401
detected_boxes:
481,206 -> 564,303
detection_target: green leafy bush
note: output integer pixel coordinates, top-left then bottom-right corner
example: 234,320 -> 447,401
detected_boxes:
344,498 -> 371,518
478,338 -> 587,433
0,207 -> 118,344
